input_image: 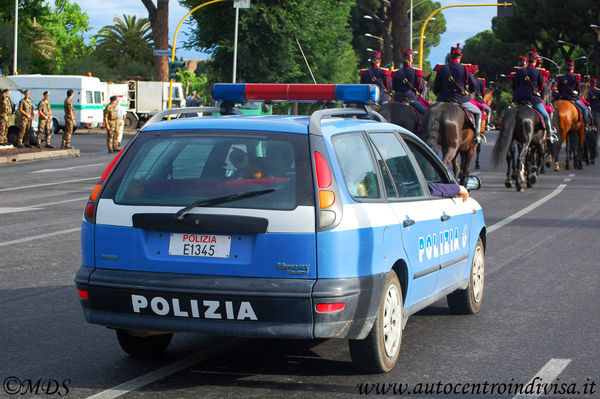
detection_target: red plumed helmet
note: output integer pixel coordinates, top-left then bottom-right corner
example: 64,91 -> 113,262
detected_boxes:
450,43 -> 463,56
402,48 -> 414,58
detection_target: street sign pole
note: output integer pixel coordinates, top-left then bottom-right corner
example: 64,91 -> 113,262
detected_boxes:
13,0 -> 18,74
232,0 -> 250,84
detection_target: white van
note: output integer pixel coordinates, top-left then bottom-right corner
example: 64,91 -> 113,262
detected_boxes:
8,74 -> 105,133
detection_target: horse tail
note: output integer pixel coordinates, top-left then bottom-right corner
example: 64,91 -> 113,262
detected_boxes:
492,107 -> 518,168
422,104 -> 442,150
585,128 -> 597,160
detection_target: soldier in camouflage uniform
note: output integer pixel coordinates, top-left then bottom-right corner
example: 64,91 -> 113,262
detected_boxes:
37,91 -> 54,148
0,89 -> 11,145
17,89 -> 34,148
63,89 -> 75,149
104,95 -> 119,153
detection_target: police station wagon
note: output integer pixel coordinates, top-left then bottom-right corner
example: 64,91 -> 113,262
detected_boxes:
75,83 -> 486,373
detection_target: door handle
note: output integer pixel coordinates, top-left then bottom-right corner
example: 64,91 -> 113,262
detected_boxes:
441,215 -> 451,222
403,219 -> 415,227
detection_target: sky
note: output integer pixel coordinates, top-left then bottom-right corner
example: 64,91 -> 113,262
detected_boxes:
76,0 -> 498,65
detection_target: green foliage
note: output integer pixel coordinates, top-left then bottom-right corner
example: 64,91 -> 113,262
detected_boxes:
96,15 -> 153,69
180,0 -> 358,86
176,68 -> 210,104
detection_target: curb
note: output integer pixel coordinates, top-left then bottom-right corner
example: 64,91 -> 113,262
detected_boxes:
0,148 -> 81,165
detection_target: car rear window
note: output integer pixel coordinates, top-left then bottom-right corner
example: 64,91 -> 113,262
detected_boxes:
102,130 -> 314,210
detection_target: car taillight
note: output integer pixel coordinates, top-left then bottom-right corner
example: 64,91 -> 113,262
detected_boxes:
84,149 -> 124,223
316,303 -> 345,313
314,151 -> 337,228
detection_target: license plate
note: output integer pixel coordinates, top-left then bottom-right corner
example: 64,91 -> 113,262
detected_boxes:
168,233 -> 231,258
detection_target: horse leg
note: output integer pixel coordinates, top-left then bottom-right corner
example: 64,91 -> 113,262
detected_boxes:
515,143 -> 526,192
505,151 -> 512,188
475,143 -> 481,169
577,126 -> 585,169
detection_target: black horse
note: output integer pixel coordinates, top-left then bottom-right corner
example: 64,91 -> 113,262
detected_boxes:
492,79 -> 553,192
582,110 -> 599,165
376,82 -> 429,134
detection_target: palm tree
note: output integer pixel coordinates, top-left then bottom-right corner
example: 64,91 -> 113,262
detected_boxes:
96,15 -> 154,68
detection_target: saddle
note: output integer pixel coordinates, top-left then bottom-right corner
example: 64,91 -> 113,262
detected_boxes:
568,100 -> 583,122
445,99 -> 476,130
395,98 -> 424,133
516,101 -> 546,130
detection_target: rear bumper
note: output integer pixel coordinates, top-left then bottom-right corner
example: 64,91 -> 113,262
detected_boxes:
75,267 -> 386,340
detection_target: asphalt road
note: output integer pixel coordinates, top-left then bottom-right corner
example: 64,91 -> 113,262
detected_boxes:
1,131 -> 598,399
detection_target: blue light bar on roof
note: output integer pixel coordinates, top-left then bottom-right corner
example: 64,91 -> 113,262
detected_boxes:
211,83 -> 380,104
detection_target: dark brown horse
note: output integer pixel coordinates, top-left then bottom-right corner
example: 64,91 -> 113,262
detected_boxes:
377,82 -> 429,134
551,99 -> 586,170
491,79 -> 553,192
474,87 -> 495,169
420,102 -> 477,185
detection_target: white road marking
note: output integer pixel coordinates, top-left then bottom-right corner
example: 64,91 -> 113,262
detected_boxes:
0,207 -> 43,214
0,227 -> 80,247
488,184 -> 567,234
0,177 -> 99,192
564,178 -> 572,182
568,174 -> 575,177
31,163 -> 105,174
512,358 -> 571,399
86,339 -> 242,399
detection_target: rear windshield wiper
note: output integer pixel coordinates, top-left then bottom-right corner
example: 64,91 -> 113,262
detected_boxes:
175,188 -> 275,221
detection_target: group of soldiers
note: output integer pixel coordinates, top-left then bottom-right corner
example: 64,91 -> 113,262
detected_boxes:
0,89 -> 76,149
0,88 -> 123,153
360,44 -> 600,145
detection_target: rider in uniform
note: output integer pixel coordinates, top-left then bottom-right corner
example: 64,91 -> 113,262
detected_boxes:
585,78 -> 599,131
359,50 -> 391,103
513,50 -> 558,142
557,60 -> 592,133
433,43 -> 483,143
472,63 -> 492,131
391,48 -> 429,115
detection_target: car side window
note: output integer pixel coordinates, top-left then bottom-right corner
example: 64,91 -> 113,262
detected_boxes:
403,138 -> 451,184
332,133 -> 380,199
368,133 -> 424,198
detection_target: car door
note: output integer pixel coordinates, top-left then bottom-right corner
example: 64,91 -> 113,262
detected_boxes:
402,136 -> 472,292
366,132 -> 446,307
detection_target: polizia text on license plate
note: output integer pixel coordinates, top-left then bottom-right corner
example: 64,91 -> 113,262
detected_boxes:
169,233 -> 231,258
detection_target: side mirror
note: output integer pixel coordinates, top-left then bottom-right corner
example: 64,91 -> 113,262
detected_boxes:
466,175 -> 481,190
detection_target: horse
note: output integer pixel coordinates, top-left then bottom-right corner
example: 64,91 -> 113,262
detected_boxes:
583,109 -> 599,165
474,87 -> 495,169
420,100 -> 478,186
377,81 -> 429,135
491,79 -> 553,192
551,99 -> 586,170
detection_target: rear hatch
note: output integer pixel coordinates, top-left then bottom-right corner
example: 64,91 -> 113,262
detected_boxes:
94,128 -> 317,279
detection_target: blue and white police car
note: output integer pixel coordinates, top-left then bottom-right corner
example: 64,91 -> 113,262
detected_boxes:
75,83 -> 486,373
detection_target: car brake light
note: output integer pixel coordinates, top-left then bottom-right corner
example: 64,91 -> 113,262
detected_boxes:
85,202 -> 95,219
84,149 -> 124,223
316,303 -> 345,313
101,149 -> 124,182
314,151 -> 331,188
77,289 -> 89,299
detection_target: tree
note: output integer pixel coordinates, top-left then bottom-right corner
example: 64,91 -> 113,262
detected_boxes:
350,0 -> 446,73
96,15 -> 153,68
180,0 -> 357,85
141,0 -> 169,81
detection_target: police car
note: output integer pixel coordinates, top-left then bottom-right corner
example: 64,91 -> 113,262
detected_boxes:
75,83 -> 486,373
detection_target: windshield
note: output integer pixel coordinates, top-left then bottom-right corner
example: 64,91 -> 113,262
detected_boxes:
103,130 -> 314,210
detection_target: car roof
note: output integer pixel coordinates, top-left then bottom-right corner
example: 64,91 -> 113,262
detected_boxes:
140,114 -> 408,137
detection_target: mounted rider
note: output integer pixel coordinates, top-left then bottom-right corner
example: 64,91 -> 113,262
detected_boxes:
557,60 -> 592,133
507,56 -> 528,105
433,43 -> 484,143
391,48 -> 429,115
359,50 -> 392,103
471,63 -> 492,131
586,78 -> 599,132
513,50 -> 558,143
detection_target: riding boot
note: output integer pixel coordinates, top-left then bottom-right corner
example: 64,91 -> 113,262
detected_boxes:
474,113 -> 484,143
545,115 -> 558,143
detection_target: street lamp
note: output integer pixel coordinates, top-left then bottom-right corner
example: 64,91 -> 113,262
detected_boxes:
557,39 -> 592,75
364,33 -> 383,42
538,55 -> 561,75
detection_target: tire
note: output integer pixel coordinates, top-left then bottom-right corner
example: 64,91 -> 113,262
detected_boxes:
349,270 -> 403,373
125,113 -> 138,130
7,126 -> 18,145
447,237 -> 485,314
52,118 -> 60,135
116,329 -> 173,358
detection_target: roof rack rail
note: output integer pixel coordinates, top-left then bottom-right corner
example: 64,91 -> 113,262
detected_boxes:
141,106 -> 242,129
308,105 -> 386,136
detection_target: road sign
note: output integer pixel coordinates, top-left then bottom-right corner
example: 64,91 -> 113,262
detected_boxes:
233,0 -> 250,8
153,49 -> 171,57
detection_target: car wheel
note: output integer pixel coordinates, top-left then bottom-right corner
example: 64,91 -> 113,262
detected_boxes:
7,127 -> 19,146
125,113 -> 137,130
52,119 -> 60,135
447,237 -> 485,314
115,329 -> 173,358
349,270 -> 403,373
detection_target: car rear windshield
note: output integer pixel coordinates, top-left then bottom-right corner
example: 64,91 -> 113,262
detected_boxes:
102,130 -> 314,210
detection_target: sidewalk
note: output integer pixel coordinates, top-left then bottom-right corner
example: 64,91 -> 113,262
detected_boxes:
0,146 -> 80,165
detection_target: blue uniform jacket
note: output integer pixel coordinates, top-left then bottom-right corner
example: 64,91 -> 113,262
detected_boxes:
392,66 -> 422,101
557,72 -> 580,101
474,78 -> 486,101
433,60 -> 477,104
513,65 -> 544,105
587,87 -> 600,112
360,66 -> 391,100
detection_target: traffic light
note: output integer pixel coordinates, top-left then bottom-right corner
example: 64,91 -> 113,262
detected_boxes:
169,61 -> 185,80
497,3 -> 514,17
